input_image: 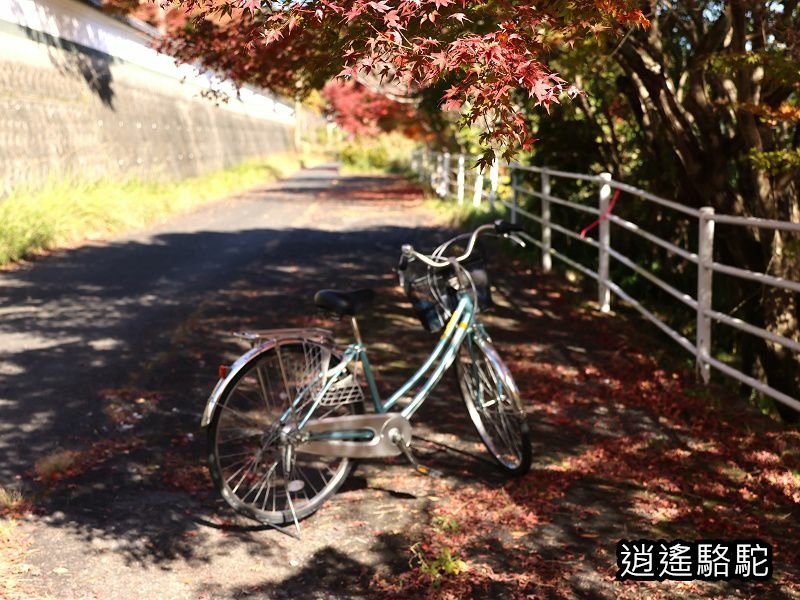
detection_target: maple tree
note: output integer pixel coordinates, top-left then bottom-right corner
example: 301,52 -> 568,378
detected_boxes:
153,0 -> 648,164
520,1 -> 800,421
322,80 -> 424,138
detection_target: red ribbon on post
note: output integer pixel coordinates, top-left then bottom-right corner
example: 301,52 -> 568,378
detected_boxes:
579,189 -> 621,238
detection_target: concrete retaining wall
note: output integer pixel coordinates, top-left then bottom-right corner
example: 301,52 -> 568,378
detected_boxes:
0,0 -> 296,195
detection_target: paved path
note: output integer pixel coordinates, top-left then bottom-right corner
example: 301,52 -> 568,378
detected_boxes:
0,166 -> 431,482
2,167 -> 798,599
1,166 -> 455,598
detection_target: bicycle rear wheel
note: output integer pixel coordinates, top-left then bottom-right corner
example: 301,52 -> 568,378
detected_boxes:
456,336 -> 531,475
207,339 -> 363,525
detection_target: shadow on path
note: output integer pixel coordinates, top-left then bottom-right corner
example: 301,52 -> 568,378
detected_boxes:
3,167 -> 798,598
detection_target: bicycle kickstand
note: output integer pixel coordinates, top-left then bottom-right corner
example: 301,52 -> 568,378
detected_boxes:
389,430 -> 442,478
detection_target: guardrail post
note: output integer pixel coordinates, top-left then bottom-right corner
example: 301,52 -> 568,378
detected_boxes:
696,206 -> 715,383
456,154 -> 465,205
441,152 -> 451,198
598,172 -> 612,313
541,169 -> 552,273
510,165 -> 519,224
473,166 -> 484,207
488,159 -> 499,210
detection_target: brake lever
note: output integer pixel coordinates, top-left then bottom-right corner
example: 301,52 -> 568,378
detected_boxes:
506,233 -> 526,248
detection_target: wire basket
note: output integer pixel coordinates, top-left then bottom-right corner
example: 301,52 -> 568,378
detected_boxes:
401,253 -> 493,332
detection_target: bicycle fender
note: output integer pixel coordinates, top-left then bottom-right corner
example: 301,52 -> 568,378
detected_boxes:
201,328 -> 340,427
201,339 -> 280,427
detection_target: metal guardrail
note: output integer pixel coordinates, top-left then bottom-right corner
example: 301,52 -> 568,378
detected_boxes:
410,149 -> 800,413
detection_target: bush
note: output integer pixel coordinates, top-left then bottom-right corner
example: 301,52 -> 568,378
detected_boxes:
338,133 -> 416,174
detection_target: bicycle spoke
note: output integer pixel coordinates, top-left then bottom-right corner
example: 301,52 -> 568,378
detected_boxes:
218,399 -> 264,427
276,346 -> 299,426
228,456 -> 259,493
220,455 -> 252,477
243,462 -> 276,503
457,340 -> 530,474
296,467 -> 320,497
209,341 -> 362,525
260,467 -> 276,513
255,364 -> 276,415
486,403 -> 517,457
217,449 -> 259,461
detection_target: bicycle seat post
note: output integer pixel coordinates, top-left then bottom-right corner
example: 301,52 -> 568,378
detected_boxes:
350,316 -> 364,346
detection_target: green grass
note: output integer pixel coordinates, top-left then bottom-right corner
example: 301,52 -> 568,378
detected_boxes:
0,152 -> 315,267
410,543 -> 469,581
0,487 -> 25,514
336,133 -> 416,175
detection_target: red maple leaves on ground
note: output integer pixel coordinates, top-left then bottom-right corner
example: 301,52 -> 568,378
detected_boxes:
373,270 -> 800,598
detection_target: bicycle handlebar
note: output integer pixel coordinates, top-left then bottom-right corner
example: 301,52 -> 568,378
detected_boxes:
494,219 -> 524,235
400,220 -> 524,269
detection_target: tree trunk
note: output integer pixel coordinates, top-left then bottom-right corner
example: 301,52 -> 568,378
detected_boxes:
608,1 -> 800,419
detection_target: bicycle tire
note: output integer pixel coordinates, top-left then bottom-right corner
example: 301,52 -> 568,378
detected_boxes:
207,339 -> 363,525
455,336 -> 531,475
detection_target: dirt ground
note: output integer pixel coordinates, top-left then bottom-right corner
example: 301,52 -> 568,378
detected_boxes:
2,169 -> 799,599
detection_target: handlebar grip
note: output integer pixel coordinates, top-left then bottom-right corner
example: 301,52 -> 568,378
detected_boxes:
494,219 -> 524,234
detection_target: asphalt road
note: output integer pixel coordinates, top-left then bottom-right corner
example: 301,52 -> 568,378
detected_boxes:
0,165 -> 477,600
0,165 -> 439,483
5,166 -> 796,599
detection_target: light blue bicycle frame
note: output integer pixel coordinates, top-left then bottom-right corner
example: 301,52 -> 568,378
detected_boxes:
283,294 -> 477,437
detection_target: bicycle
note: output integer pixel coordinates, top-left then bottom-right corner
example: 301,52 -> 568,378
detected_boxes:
200,220 -> 532,529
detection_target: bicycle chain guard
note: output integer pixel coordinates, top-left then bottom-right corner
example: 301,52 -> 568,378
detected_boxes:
297,413 -> 412,458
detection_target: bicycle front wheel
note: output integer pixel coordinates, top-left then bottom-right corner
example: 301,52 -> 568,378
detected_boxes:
207,339 -> 363,525
456,337 -> 531,475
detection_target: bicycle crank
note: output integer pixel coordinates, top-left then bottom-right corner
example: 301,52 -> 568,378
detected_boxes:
297,413 -> 412,459
389,430 -> 442,478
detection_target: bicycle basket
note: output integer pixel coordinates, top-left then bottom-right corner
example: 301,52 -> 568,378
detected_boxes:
401,253 -> 493,333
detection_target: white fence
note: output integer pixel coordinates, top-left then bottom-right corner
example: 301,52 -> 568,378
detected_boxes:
411,149 -> 800,413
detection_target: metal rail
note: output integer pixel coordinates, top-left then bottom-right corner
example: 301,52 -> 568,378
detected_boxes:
412,148 -> 800,413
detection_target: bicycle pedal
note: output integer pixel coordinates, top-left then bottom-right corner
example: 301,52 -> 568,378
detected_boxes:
392,433 -> 442,478
415,464 -> 443,478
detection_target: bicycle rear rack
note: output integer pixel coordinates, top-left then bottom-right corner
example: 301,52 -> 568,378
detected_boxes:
233,328 -> 334,347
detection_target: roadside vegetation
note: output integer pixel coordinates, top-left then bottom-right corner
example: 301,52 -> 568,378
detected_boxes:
0,152 -> 320,268
336,132 -> 416,176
